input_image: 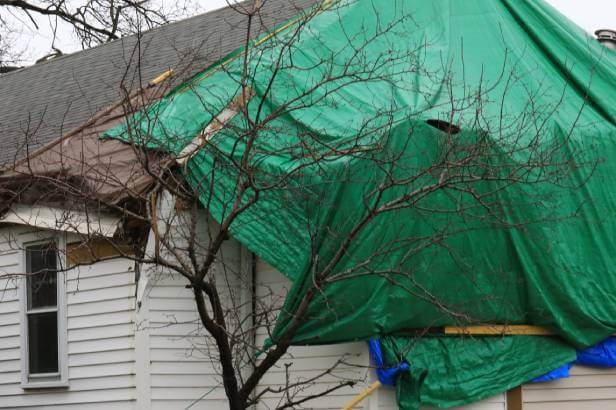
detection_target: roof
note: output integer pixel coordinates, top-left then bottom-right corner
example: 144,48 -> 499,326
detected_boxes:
0,83 -> 171,214
0,0 -> 317,166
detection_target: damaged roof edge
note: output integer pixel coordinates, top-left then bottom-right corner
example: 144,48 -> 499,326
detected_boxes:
0,204 -> 121,237
0,0 -> 319,167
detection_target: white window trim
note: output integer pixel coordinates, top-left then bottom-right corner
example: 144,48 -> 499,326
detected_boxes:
19,236 -> 69,389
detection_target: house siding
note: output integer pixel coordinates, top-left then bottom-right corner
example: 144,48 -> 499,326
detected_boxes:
0,226 -> 137,409
145,272 -> 228,410
139,206 -> 245,410
522,365 -> 616,409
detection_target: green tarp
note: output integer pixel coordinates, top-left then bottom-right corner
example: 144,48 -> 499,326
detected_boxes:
106,0 -> 616,408
381,336 -> 576,409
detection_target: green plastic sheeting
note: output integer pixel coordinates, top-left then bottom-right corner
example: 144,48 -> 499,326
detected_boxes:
380,336 -> 576,409
105,0 -> 616,407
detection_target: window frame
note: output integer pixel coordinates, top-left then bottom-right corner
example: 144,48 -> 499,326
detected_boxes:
19,236 -> 68,389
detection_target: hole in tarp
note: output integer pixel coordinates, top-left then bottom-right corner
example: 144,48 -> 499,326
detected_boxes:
426,119 -> 461,135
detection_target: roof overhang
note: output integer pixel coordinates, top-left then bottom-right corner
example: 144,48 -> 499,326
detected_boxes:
0,204 -> 120,237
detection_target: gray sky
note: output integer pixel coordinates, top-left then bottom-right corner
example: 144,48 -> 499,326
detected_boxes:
5,0 -> 615,65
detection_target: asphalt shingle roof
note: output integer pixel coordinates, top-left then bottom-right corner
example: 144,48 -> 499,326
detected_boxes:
0,0 -> 317,166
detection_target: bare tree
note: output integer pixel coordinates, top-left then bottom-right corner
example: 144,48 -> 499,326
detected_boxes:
0,1 -> 599,409
0,10 -> 21,67
0,0 -> 204,64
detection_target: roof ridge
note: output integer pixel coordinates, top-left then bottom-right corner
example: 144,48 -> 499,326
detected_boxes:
0,1 -> 245,80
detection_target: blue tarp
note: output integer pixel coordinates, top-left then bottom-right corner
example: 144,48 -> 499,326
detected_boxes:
368,339 -> 410,386
576,338 -> 616,367
531,363 -> 571,382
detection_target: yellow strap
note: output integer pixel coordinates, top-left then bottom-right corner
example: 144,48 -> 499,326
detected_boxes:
341,381 -> 382,410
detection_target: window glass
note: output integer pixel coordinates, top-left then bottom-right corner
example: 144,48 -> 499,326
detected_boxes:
26,245 -> 57,309
25,242 -> 60,378
27,312 -> 58,374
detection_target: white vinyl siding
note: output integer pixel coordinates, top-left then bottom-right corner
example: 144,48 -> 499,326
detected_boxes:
131,244 -> 365,410
145,272 -> 228,410
0,226 -> 137,409
138,204 -> 246,410
522,365 -> 616,409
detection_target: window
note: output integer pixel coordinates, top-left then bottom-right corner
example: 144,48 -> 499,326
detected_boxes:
21,240 -> 67,388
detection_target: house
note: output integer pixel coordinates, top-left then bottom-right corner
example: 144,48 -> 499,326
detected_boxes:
1,0 -> 616,409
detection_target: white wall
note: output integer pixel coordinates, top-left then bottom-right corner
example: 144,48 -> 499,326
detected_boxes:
133,246 -> 370,410
0,225 -> 137,409
143,269 -> 230,410
523,365 -> 616,409
136,203 -> 247,410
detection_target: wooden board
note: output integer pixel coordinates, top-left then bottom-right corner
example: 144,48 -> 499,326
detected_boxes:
444,325 -> 556,336
67,239 -> 134,268
507,386 -> 523,410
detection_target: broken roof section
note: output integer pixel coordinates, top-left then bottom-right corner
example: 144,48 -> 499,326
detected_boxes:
104,0 -> 616,407
0,0 -> 319,167
0,83 -> 171,215
0,0 -> 319,232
